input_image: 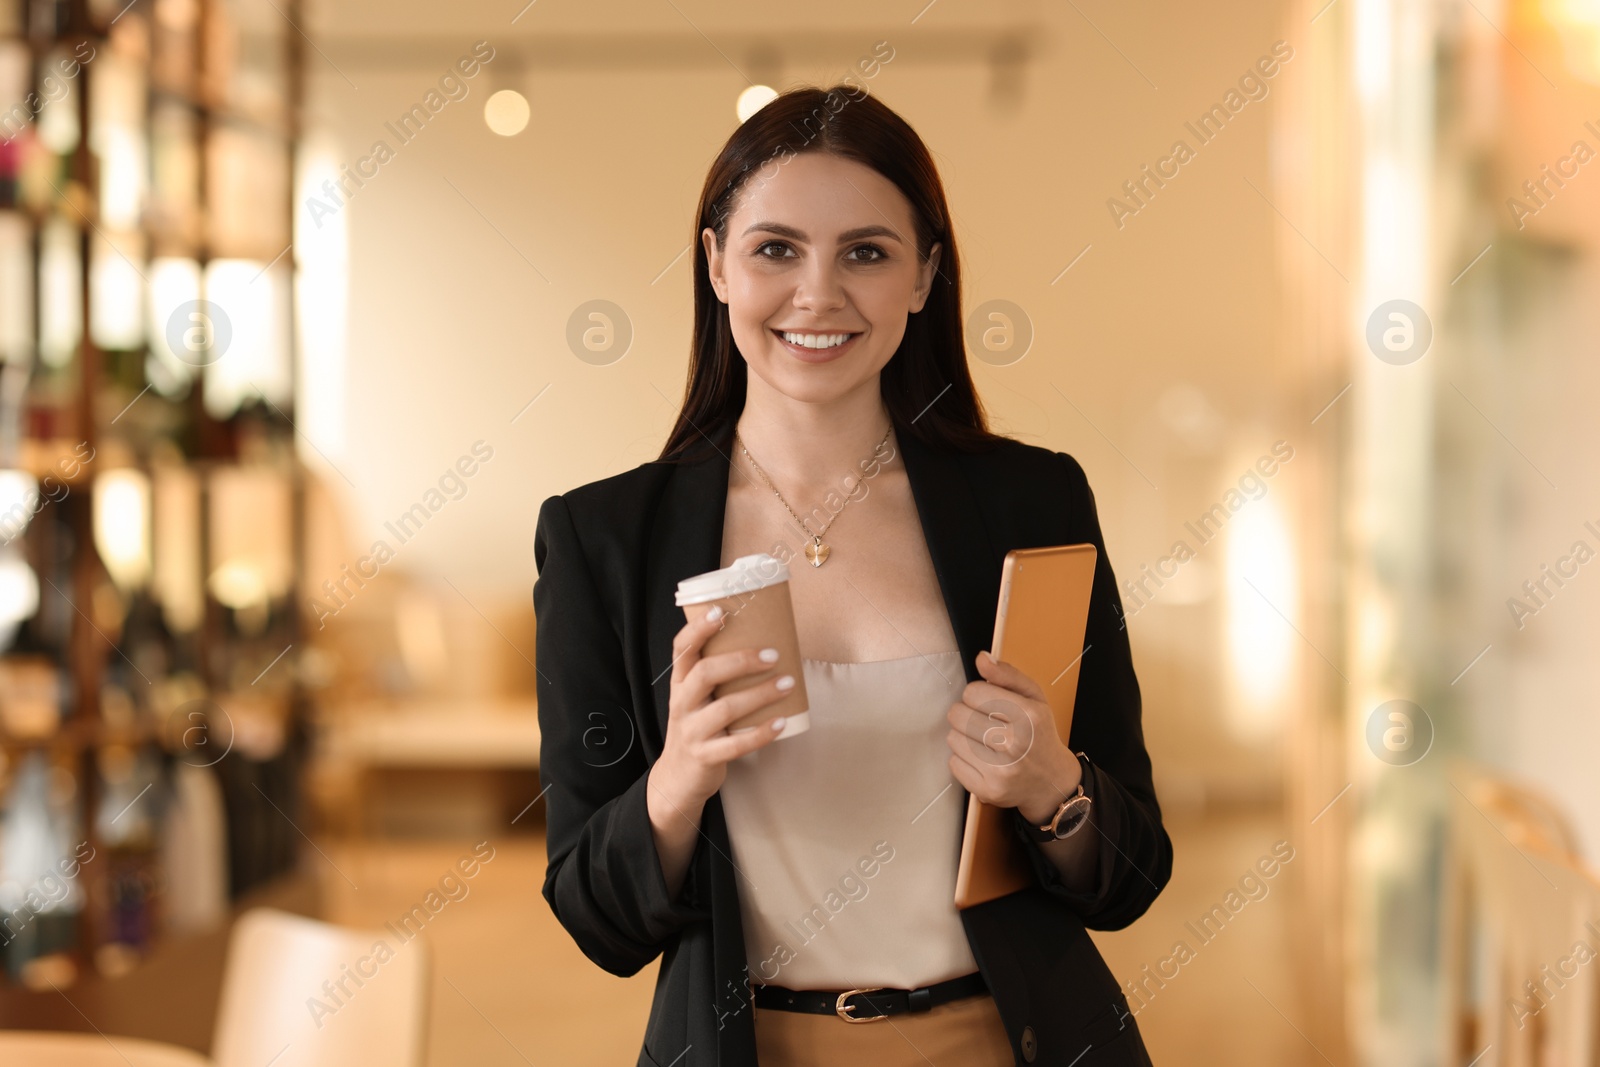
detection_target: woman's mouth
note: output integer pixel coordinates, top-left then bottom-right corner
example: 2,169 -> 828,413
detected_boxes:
771,329 -> 862,363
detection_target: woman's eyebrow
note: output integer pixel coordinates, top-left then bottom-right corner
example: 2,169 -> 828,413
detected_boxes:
741,222 -> 904,244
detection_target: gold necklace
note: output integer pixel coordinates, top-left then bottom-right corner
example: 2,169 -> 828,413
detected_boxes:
734,423 -> 894,568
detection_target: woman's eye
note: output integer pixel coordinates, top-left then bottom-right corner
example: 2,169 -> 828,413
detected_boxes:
753,241 -> 887,262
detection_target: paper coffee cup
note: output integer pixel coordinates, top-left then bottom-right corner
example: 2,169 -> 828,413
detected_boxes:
676,553 -> 810,739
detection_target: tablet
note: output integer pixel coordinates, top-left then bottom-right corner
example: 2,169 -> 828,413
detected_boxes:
954,543 -> 1098,910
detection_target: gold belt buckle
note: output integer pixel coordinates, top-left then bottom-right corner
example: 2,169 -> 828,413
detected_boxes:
836,987 -> 888,1023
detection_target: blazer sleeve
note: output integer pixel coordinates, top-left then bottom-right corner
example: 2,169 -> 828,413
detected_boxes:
533,493 -> 711,977
1007,452 -> 1174,930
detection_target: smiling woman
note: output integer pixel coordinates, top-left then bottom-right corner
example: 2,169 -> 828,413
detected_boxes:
534,84 -> 1171,1067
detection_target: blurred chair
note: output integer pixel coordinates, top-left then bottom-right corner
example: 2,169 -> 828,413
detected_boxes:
211,908 -> 430,1067
0,1032 -> 211,1065
1442,762 -> 1600,1067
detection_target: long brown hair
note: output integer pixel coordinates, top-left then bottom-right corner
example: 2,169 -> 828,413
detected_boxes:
657,84 -> 1009,463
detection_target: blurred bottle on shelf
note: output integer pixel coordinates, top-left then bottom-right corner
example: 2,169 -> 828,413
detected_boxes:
90,740 -> 160,976
0,655 -> 60,740
0,749 -> 88,988
160,749 -> 226,934
37,213 -> 84,378
0,473 -> 70,743
0,40 -> 28,210
27,0 -> 74,40
0,208 -> 31,366
0,468 -> 47,719
103,585 -> 175,723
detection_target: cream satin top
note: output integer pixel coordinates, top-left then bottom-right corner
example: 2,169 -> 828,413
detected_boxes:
718,649 -> 980,990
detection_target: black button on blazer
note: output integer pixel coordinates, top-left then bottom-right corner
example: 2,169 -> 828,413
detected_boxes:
533,414 -> 1172,1066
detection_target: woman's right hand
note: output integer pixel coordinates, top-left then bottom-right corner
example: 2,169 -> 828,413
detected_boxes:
647,605 -> 797,900
653,604 -> 797,812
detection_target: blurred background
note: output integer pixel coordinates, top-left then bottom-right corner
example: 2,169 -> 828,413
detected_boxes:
0,0 -> 1595,1064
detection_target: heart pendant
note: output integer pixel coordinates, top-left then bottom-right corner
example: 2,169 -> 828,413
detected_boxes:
804,540 -> 830,567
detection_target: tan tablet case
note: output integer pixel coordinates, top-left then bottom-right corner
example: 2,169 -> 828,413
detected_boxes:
954,543 -> 1098,909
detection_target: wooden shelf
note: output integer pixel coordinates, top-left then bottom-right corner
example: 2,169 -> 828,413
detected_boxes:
0,715 -> 158,753
0,0 -> 310,994
16,437 -> 96,485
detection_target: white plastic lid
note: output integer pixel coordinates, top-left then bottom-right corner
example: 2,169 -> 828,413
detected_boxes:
675,552 -> 790,605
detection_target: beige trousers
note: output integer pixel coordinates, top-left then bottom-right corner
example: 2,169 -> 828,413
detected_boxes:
752,991 -> 1016,1067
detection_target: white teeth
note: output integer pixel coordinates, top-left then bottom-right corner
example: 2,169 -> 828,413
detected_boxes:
779,331 -> 854,350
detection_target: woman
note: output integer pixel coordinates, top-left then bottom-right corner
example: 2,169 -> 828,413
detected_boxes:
533,85 -> 1172,1067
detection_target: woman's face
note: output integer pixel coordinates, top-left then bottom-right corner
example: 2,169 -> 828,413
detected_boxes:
702,151 -> 941,405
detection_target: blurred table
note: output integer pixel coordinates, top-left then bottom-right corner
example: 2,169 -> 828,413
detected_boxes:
321,697 -> 540,767
317,697 -> 541,835
0,1032 -> 212,1065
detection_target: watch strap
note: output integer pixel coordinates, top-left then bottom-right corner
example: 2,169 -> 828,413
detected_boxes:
1016,752 -> 1094,843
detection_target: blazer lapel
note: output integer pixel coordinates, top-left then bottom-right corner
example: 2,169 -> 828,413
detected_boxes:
643,415 -> 1006,740
895,426 -> 1005,686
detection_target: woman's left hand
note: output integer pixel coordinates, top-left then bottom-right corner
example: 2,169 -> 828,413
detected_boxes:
946,649 -> 1082,826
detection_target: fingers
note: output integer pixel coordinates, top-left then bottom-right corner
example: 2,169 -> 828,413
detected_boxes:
664,604 -> 799,798
947,706 -> 1034,767
947,701 -> 1013,745
700,713 -> 792,763
691,673 -> 796,737
961,676 -> 1046,723
670,606 -> 728,687
691,646 -> 782,694
953,687 -> 1035,741
974,649 -> 1049,703
946,752 -> 994,803
679,673 -> 795,769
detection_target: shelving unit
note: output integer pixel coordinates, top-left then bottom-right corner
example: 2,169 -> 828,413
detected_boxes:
0,0 -> 310,992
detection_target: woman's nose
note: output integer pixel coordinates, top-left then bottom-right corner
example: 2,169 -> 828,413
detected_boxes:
791,261 -> 848,312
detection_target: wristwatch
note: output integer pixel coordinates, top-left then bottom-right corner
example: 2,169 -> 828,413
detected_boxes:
1016,752 -> 1094,843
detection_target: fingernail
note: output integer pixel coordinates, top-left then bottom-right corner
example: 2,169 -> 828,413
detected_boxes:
776,674 -> 795,690
759,647 -> 780,663
771,717 -> 787,731
707,604 -> 723,621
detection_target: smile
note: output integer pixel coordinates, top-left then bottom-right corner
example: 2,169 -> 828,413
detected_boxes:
771,329 -> 863,362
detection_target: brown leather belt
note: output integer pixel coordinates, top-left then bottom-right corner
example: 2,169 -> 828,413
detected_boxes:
753,971 -> 989,1023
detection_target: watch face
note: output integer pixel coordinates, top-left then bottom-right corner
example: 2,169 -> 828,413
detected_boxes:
1051,795 -> 1093,839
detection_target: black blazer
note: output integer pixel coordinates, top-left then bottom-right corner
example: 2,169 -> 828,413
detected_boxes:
532,415 -> 1173,1067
